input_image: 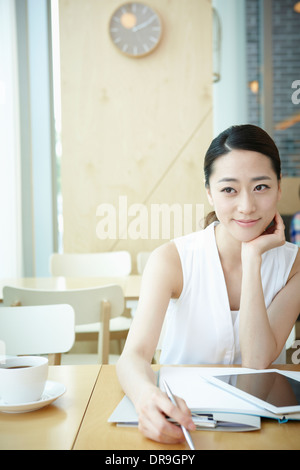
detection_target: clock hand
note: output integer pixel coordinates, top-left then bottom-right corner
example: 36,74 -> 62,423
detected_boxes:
132,15 -> 157,32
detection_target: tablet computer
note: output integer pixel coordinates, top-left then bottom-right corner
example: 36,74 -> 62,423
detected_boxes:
206,370 -> 300,415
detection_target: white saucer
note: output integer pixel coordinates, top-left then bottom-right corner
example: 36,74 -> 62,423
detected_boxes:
0,380 -> 66,413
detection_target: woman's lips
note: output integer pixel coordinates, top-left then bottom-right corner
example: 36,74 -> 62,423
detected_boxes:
234,219 -> 260,228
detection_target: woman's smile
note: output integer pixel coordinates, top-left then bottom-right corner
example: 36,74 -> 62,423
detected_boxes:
233,218 -> 261,228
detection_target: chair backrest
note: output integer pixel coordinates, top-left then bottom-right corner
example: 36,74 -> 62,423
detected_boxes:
0,304 -> 75,364
49,251 -> 132,277
3,285 -> 124,323
3,284 -> 124,364
136,251 -> 151,274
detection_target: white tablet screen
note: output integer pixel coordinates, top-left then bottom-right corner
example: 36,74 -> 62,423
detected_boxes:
214,372 -> 300,409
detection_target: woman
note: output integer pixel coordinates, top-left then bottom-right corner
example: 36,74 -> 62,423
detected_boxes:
116,124 -> 300,445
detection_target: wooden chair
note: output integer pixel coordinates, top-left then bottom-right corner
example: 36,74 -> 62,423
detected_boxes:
49,251 -> 133,353
2,284 -> 124,364
0,304 -> 75,365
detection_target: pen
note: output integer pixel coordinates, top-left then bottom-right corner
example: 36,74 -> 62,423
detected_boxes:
162,379 -> 195,451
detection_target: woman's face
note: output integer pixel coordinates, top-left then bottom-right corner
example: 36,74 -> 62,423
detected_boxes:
206,150 -> 281,242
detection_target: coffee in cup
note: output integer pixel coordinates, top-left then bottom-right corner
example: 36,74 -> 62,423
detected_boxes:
0,356 -> 48,404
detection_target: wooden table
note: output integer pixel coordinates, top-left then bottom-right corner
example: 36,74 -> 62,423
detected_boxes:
1,364 -> 300,450
0,365 -> 100,450
0,275 -> 142,301
74,364 -> 300,451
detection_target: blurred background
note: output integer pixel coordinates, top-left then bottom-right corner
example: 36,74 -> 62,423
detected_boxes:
1,0 -> 299,278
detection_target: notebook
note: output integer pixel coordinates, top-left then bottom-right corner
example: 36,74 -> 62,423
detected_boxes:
108,367 -> 300,432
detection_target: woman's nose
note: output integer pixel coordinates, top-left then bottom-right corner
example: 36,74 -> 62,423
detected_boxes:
237,192 -> 256,214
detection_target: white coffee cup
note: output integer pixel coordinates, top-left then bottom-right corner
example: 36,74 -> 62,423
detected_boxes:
0,356 -> 48,404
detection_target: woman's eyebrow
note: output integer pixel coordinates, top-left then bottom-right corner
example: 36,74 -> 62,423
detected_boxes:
217,175 -> 272,183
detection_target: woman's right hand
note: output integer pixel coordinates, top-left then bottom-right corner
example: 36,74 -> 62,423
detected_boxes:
136,385 -> 195,444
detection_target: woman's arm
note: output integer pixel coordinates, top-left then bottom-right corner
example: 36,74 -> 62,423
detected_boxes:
116,242 -> 195,444
239,212 -> 300,368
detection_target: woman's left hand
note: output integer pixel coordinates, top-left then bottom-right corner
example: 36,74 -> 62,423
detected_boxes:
242,211 -> 286,259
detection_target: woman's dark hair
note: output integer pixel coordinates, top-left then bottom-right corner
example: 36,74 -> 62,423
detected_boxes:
203,124 -> 281,227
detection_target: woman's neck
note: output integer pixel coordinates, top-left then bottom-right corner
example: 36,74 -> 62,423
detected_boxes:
214,223 -> 242,269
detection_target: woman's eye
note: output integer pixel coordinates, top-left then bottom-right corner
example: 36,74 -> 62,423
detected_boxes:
221,187 -> 235,194
255,184 -> 269,191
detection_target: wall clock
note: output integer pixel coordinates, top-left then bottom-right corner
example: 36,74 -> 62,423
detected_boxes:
109,2 -> 162,58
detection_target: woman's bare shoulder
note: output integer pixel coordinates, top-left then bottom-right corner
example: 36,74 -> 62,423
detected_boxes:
143,242 -> 183,298
150,240 -> 180,262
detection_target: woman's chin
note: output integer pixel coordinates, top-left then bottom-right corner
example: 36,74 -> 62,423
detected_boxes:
230,223 -> 265,243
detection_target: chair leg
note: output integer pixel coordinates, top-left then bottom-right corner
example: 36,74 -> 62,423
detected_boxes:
98,300 -> 110,364
48,353 -> 61,365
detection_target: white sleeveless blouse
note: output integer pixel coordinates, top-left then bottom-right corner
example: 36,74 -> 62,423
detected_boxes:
159,222 -> 298,365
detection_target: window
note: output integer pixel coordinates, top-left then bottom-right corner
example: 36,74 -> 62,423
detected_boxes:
246,0 -> 300,177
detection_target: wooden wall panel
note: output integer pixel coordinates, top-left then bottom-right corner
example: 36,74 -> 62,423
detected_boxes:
278,178 -> 300,215
59,0 -> 213,270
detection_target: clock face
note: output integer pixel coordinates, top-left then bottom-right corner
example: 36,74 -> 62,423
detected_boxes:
109,2 -> 162,57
